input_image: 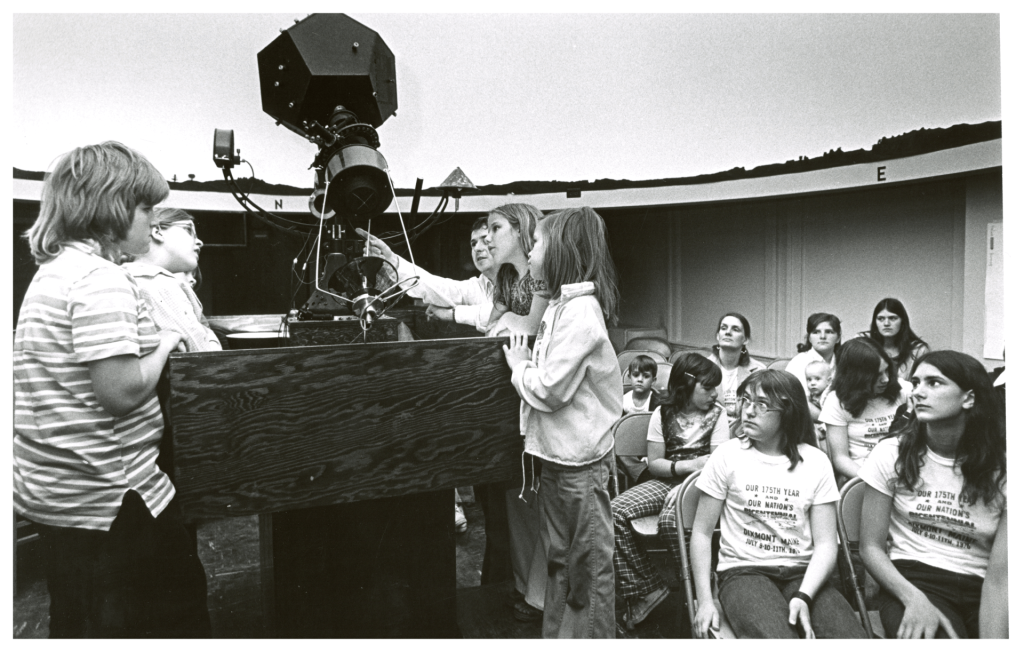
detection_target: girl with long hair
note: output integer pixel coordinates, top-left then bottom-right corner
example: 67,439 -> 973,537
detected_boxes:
690,370 -> 865,639
820,338 -> 911,481
611,353 -> 729,630
485,203 -> 549,336
503,206 -> 621,637
861,298 -> 929,380
859,351 -> 1007,638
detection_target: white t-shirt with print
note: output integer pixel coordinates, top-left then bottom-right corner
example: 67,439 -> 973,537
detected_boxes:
818,379 -> 911,462
858,437 -> 1005,579
623,391 -> 653,414
696,438 -> 839,571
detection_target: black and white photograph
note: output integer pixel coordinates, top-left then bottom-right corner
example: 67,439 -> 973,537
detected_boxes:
10,8 -> 1012,640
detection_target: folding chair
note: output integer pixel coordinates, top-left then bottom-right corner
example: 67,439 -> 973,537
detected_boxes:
624,337 -> 672,360
610,412 -> 653,496
674,472 -> 735,638
837,477 -> 882,637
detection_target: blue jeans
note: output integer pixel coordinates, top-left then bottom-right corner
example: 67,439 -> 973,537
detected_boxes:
537,449 -> 616,638
877,560 -> 983,638
718,564 -> 867,638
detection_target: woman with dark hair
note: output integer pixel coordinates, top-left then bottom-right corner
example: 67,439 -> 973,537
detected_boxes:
820,338 -> 911,481
690,370 -> 864,638
611,353 -> 729,630
861,298 -> 929,381
859,351 -> 1007,638
784,312 -> 842,399
708,313 -> 766,426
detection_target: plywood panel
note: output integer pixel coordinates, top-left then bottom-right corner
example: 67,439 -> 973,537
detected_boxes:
168,337 -> 523,519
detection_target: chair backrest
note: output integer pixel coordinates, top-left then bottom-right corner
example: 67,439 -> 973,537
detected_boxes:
767,357 -> 792,371
611,412 -> 652,457
617,349 -> 668,374
653,362 -> 673,392
669,348 -> 713,365
624,337 -> 672,359
838,477 -> 866,544
674,471 -> 703,530
836,477 -> 873,636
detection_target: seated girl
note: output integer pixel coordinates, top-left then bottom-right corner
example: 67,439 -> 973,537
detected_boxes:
611,353 -> 728,630
859,351 -> 1007,639
690,370 -> 865,639
820,338 -> 911,482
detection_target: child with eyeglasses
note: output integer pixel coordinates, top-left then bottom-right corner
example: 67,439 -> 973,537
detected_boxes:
689,369 -> 865,639
123,207 -> 221,352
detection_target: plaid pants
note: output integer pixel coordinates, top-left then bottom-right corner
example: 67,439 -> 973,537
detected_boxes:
611,479 -> 684,601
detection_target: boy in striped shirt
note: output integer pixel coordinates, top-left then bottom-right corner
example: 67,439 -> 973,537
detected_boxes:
14,141 -> 210,637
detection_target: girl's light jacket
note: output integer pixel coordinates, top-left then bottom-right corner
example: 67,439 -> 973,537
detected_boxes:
511,282 -> 621,466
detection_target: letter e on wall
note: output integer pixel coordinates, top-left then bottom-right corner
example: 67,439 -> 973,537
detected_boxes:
877,166 -> 886,182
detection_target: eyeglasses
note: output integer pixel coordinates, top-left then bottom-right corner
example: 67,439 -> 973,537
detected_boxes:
159,221 -> 197,240
739,396 -> 782,417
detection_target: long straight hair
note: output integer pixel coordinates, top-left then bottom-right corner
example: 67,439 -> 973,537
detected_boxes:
26,141 -> 168,264
737,370 -> 816,470
867,298 -> 927,370
537,206 -> 619,324
891,351 -> 1005,507
489,203 -> 541,260
832,338 -> 901,417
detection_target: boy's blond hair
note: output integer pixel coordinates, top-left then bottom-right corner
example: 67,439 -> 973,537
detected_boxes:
26,141 -> 168,264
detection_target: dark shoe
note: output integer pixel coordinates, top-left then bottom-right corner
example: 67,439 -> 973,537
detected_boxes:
513,599 -> 543,623
505,588 -> 525,607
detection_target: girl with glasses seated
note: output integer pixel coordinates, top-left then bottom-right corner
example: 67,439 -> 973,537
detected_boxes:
612,353 -> 729,630
690,370 -> 865,639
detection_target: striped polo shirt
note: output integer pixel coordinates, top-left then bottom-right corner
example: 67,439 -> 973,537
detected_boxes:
14,242 -> 175,531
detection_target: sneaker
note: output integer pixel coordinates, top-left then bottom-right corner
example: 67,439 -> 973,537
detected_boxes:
454,503 -> 468,533
623,586 -> 669,630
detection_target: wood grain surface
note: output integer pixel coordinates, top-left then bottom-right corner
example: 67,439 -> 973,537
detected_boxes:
167,337 -> 524,519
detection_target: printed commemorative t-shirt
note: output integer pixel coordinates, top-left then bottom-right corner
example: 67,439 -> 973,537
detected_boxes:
819,379 -> 911,462
696,438 -> 838,571
859,437 -> 1006,578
